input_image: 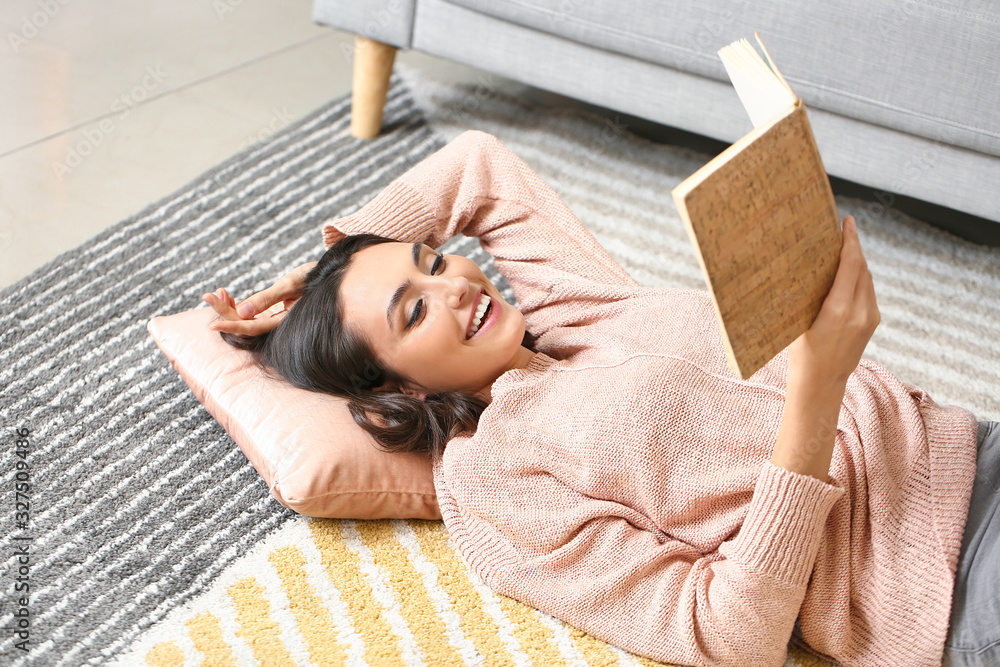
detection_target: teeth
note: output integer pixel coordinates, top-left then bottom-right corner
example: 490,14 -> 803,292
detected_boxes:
467,293 -> 492,338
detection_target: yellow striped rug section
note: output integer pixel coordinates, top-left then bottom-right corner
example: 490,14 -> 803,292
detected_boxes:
111,515 -> 832,667
186,612 -> 238,666
268,546 -> 348,666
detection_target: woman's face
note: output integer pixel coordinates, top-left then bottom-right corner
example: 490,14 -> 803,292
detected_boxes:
339,242 -> 529,398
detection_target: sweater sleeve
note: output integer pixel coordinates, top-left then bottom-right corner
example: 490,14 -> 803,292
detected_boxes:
437,460 -> 845,667
320,130 -> 641,336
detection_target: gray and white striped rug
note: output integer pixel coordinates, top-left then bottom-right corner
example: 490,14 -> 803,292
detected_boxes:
0,76 -> 455,666
0,63 -> 997,665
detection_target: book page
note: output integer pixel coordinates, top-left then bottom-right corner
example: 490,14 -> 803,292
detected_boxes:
719,36 -> 797,128
753,31 -> 792,90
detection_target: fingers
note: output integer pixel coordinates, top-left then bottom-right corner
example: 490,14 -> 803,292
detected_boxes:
202,286 -> 289,336
843,217 -> 880,330
230,262 -> 316,320
234,292 -> 268,320
854,247 -> 880,336
204,286 -> 284,321
847,219 -> 875,304
208,312 -> 285,336
836,215 -> 863,287
810,216 -> 880,339
202,262 -> 312,337
788,215 -> 882,387
237,289 -> 297,320
823,216 -> 869,311
827,217 -> 880,345
202,289 -> 239,320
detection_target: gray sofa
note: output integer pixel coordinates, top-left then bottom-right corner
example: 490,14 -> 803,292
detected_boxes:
313,0 -> 1000,242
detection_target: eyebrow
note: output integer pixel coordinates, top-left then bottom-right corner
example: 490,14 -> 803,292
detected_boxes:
386,242 -> 423,331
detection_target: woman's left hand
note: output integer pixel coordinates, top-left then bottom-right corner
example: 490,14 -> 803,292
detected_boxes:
202,261 -> 315,336
201,287 -> 289,333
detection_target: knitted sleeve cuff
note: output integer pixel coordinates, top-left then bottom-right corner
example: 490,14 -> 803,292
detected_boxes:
719,462 -> 845,587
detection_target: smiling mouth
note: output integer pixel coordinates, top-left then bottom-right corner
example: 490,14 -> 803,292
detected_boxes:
466,292 -> 493,339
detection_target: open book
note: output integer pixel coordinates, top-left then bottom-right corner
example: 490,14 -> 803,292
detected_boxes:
672,33 -> 841,380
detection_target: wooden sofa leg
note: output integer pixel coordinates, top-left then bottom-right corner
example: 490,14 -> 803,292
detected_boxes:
351,35 -> 398,139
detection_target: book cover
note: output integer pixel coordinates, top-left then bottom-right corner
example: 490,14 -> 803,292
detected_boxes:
671,34 -> 841,379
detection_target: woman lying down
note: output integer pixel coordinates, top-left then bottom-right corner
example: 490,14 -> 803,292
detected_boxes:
203,130 -> 997,667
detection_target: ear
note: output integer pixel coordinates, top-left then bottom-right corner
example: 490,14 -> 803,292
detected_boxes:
403,389 -> 427,401
372,381 -> 426,401
401,383 -> 427,401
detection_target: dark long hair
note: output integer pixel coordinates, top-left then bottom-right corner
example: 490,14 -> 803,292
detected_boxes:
221,234 -> 498,458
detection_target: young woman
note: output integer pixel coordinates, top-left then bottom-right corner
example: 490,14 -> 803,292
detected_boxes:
204,130 -> 996,667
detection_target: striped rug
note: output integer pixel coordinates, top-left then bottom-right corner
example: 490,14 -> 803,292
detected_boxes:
0,63 -> 997,667
111,518 -> 831,667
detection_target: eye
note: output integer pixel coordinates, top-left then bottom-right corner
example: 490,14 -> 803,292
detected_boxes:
405,253 -> 446,329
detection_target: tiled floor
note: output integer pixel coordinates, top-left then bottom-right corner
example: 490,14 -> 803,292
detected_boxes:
0,0 -> 545,289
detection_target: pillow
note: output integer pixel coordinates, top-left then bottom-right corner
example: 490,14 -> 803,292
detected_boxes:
146,306 -> 441,519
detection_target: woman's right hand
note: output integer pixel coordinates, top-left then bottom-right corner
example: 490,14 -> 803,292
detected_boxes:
771,215 -> 880,481
787,215 -> 880,391
202,261 -> 317,336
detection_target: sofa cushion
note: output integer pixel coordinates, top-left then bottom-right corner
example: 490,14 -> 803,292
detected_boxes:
445,0 -> 1000,158
314,0 -> 417,49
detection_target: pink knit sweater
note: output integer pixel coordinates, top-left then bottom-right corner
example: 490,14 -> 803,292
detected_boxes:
322,130 -> 979,666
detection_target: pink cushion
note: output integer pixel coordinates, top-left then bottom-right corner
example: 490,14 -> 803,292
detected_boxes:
146,307 -> 441,519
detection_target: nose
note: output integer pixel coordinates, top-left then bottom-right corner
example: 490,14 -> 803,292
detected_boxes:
415,270 -> 469,315
441,274 -> 469,310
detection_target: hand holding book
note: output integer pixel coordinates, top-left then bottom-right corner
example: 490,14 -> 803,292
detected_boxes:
788,215 -> 880,391
773,214 -> 880,481
672,33 -> 842,379
673,34 -> 880,478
